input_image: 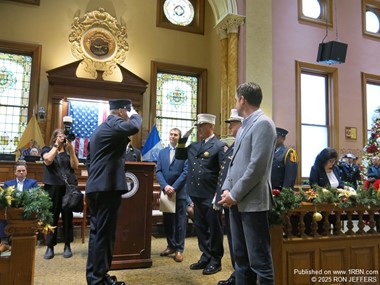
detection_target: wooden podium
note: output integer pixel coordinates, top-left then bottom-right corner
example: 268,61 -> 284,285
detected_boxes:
111,162 -> 155,269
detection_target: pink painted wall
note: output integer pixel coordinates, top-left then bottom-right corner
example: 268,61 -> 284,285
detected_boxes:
272,0 -> 380,157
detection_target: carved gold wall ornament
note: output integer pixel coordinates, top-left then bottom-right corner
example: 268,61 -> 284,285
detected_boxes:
69,8 -> 128,78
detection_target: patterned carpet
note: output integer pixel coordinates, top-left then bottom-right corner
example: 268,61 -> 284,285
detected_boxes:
34,235 -> 234,285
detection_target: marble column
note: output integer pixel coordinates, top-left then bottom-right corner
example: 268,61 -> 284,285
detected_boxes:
216,14 -> 245,139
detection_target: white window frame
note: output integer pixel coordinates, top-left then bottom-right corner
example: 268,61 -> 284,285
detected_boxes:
296,61 -> 339,180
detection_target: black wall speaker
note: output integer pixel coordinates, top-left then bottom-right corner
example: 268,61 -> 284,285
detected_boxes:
317,41 -> 348,64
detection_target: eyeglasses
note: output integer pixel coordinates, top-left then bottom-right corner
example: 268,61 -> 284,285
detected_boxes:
328,158 -> 336,164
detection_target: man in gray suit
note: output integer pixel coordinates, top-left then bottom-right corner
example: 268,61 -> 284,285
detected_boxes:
219,82 -> 276,285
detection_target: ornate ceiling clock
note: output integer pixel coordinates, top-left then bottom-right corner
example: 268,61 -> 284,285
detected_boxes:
156,0 -> 205,34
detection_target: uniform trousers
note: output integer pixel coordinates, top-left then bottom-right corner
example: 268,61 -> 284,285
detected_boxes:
86,191 -> 122,285
230,210 -> 274,285
191,196 -> 224,265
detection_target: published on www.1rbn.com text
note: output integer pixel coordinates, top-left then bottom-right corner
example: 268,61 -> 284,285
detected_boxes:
294,268 -> 379,284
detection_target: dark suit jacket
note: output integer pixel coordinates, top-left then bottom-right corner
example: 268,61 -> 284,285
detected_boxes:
176,136 -> 225,199
86,114 -> 142,194
367,165 -> 380,179
3,178 -> 38,191
156,146 -> 188,200
309,165 -> 344,189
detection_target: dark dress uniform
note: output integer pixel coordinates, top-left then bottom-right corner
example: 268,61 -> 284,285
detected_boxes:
271,144 -> 298,190
176,135 -> 225,269
85,107 -> 142,285
339,162 -> 360,189
214,143 -> 236,279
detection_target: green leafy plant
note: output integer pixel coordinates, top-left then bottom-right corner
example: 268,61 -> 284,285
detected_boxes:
356,185 -> 380,208
268,185 -> 366,225
0,186 -> 54,232
269,187 -> 305,225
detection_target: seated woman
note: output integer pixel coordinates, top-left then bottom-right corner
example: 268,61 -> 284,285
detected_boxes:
310,147 -> 345,189
307,148 -> 345,235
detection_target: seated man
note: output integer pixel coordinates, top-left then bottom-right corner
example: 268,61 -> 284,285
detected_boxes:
364,156 -> 380,190
0,161 -> 39,251
29,147 -> 39,156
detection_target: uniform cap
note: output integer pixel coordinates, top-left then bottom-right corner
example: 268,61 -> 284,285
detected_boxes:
195,114 -> 216,126
345,153 -> 355,159
225,109 -> 243,123
276,127 -> 288,137
109,99 -> 132,110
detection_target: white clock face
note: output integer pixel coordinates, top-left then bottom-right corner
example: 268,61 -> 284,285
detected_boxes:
163,0 -> 195,26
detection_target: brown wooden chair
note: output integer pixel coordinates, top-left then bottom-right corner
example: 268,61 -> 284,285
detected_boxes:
151,190 -> 162,225
72,191 -> 87,243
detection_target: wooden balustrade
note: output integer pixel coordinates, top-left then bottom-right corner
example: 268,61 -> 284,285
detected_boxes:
271,203 -> 380,285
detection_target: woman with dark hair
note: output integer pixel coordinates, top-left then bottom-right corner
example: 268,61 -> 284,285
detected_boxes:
41,128 -> 79,260
309,147 -> 345,189
307,148 -> 345,235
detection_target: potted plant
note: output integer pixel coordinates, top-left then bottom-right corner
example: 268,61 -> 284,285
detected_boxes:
0,186 -> 54,233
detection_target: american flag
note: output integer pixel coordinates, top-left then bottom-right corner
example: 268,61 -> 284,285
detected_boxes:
68,101 -> 108,159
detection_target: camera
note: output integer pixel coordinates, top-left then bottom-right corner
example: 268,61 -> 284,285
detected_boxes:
63,116 -> 76,142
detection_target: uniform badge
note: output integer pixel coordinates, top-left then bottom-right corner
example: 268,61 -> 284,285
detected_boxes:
204,151 -> 209,157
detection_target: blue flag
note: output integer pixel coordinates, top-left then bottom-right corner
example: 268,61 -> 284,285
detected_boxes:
142,124 -> 163,162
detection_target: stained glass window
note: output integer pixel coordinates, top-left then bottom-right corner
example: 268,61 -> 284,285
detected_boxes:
156,72 -> 198,146
0,52 -> 32,154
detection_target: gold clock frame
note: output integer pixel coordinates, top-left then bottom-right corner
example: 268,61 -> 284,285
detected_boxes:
156,0 -> 205,35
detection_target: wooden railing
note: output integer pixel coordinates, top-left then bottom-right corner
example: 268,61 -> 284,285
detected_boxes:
271,203 -> 380,285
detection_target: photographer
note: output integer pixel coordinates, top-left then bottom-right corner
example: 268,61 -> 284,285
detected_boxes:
41,127 -> 79,260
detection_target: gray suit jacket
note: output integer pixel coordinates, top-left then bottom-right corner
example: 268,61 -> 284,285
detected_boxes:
222,109 -> 276,212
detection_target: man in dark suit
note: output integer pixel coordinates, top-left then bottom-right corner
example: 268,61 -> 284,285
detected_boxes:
85,99 -> 142,285
271,127 -> 298,191
0,161 -> 39,249
215,109 -> 242,285
156,127 -> 188,262
4,161 -> 39,190
219,82 -> 276,285
176,113 -> 225,275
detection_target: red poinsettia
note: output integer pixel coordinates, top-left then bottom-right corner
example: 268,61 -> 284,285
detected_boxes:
366,144 -> 378,153
363,179 -> 380,191
374,180 -> 380,191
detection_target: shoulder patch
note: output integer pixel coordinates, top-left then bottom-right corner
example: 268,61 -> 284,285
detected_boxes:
285,148 -> 297,163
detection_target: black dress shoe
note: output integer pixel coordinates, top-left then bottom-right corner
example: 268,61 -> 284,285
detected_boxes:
44,247 -> 54,260
189,260 -> 208,270
203,264 -> 222,275
217,276 -> 235,285
104,274 -> 125,285
63,244 -> 72,258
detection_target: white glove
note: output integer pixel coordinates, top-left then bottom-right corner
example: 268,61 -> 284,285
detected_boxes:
127,106 -> 138,117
